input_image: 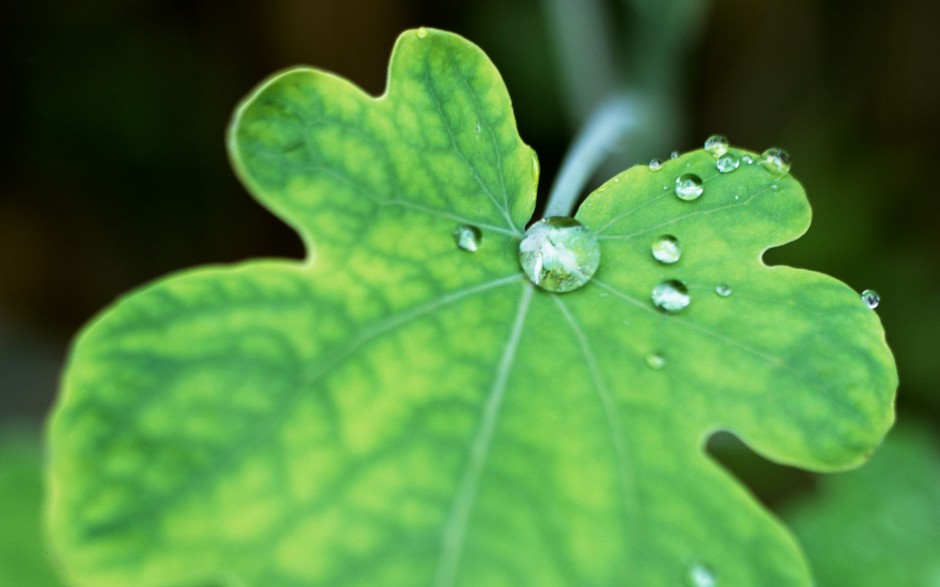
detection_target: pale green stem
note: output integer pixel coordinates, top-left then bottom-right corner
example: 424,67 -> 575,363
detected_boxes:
541,0 -> 620,125
541,0 -> 710,219
543,93 -> 639,218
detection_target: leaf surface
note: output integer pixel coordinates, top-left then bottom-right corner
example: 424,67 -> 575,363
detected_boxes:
47,28 -> 897,586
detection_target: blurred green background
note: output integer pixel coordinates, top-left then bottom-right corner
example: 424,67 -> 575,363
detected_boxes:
1,0 -> 938,584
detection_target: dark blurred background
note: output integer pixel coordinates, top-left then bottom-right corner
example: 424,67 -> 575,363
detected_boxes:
1,0 -> 938,500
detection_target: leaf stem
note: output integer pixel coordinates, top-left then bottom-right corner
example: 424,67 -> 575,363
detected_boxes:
543,93 -> 639,218
541,0 -> 620,125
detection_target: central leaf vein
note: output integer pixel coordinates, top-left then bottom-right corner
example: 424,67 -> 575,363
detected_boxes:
433,284 -> 534,587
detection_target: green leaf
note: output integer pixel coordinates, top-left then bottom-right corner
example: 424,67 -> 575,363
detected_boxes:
0,424 -> 64,586
47,28 -> 897,586
782,420 -> 940,587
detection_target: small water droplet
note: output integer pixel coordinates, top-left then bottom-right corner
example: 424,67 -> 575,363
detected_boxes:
670,151 -> 680,160
760,148 -> 791,177
452,224 -> 482,252
519,217 -> 601,293
715,283 -> 732,297
674,174 -> 704,201
686,562 -> 717,587
475,122 -> 481,134
662,185 -> 670,191
733,194 -> 740,201
704,134 -> 729,157
613,177 -> 621,183
770,184 -> 779,191
651,235 -> 681,264
652,280 -> 691,313
649,159 -> 664,172
861,289 -> 880,309
742,155 -> 754,165
416,27 -> 429,39
599,291 -> 609,299
646,353 -> 666,370
716,153 -> 740,173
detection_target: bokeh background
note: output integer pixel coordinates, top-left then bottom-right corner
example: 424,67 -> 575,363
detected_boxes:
1,0 -> 938,582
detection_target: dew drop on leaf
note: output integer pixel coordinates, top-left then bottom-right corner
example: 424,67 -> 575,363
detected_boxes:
716,153 -> 740,173
649,159 -> 664,172
674,174 -> 704,201
646,353 -> 667,370
670,150 -> 680,160
715,283 -> 732,297
452,224 -> 482,252
518,217 -> 600,293
685,562 -> 717,587
704,134 -> 729,157
760,147 -> 792,177
861,289 -> 880,309
651,235 -> 681,264
742,154 -> 754,165
416,27 -> 429,39
652,279 -> 691,313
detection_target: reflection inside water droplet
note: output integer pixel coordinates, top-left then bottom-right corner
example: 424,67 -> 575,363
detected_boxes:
646,353 -> 666,370
704,134 -> 729,157
760,148 -> 792,177
674,174 -> 704,201
453,224 -> 482,252
518,217 -> 600,293
686,563 -> 717,587
651,235 -> 681,264
861,289 -> 880,309
716,153 -> 740,173
652,280 -> 691,313
715,283 -> 732,297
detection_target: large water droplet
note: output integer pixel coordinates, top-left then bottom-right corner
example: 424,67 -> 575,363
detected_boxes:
674,174 -> 704,201
716,153 -> 740,173
715,283 -> 732,297
651,235 -> 681,264
519,217 -> 601,293
861,289 -> 880,309
652,280 -> 690,313
704,134 -> 729,157
453,224 -> 482,252
760,148 -> 792,177
646,353 -> 666,370
649,159 -> 664,172
686,563 -> 717,587
416,27 -> 429,39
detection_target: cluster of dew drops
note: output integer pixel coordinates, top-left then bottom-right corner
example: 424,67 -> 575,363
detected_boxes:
452,135 -> 880,367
